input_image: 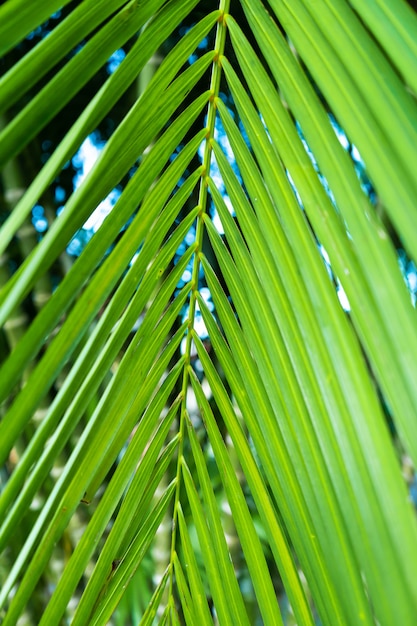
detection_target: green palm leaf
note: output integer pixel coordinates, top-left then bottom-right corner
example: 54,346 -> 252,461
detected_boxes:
1,1 -> 417,624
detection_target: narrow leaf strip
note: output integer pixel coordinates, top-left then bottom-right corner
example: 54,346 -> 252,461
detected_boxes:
176,505 -> 213,626
138,567 -> 170,626
192,329 -> 314,626
189,367 -> 285,626
185,414 -> 251,626
181,458 -> 236,626
89,481 -> 177,626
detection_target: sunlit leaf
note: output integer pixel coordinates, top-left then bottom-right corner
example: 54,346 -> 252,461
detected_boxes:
1,1 -> 417,625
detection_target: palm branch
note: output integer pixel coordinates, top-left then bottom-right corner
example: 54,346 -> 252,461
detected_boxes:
1,0 -> 417,624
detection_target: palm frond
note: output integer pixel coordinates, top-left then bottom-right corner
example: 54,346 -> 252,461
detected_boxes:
1,1 -> 417,624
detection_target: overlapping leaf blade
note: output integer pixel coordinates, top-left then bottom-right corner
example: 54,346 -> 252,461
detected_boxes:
1,1 -> 417,624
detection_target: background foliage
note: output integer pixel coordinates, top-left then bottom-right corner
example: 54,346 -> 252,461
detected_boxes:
1,0 -> 417,624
